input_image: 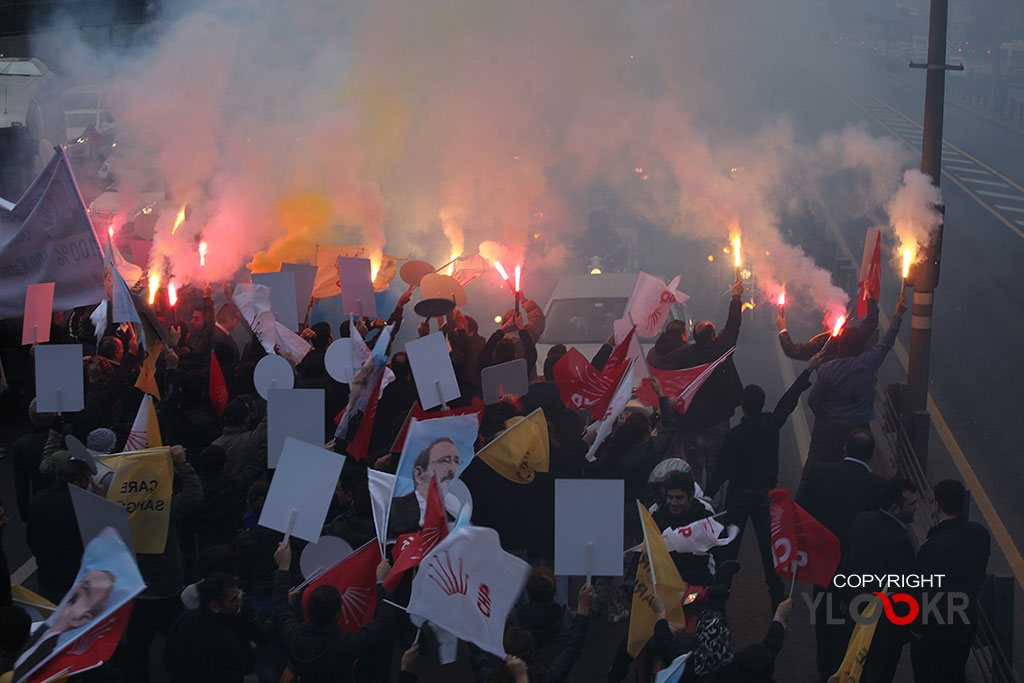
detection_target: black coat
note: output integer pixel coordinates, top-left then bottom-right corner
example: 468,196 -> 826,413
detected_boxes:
915,516 -> 990,624
670,295 -> 743,432
707,369 -> 811,498
212,327 -> 240,372
844,510 -> 915,591
26,481 -> 85,593
164,606 -> 255,683
795,459 -> 883,551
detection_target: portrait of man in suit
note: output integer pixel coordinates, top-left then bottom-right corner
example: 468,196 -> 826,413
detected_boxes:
388,437 -> 460,536
13,569 -> 115,681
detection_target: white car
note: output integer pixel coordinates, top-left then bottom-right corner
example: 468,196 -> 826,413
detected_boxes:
535,272 -> 689,367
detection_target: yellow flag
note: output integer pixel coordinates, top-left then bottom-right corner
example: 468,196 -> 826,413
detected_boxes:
106,448 -> 173,554
134,314 -> 163,400
627,502 -> 689,657
476,408 -> 549,484
832,592 -> 884,683
10,584 -> 57,620
123,394 -> 163,452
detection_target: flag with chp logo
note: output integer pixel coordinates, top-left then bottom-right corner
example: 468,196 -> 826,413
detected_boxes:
624,272 -> 689,338
553,346 -> 632,420
301,539 -> 382,632
662,516 -> 740,555
769,489 -> 840,588
383,476 -> 448,591
407,525 -> 531,657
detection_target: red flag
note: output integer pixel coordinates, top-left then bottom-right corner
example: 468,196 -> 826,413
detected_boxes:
553,347 -> 630,419
209,351 -> 229,419
603,326 -> 637,373
28,602 -> 133,681
302,540 -> 382,632
346,365 -> 387,460
635,348 -> 736,415
769,489 -> 841,588
390,397 -> 485,454
857,227 -> 882,318
382,476 -> 448,591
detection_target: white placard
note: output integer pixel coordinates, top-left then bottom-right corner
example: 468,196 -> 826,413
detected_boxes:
268,388 -> 325,468
253,354 -> 295,400
554,479 -> 624,577
252,271 -> 300,332
300,535 -> 353,579
337,256 -> 377,317
69,484 -> 135,554
404,331 -> 460,410
324,338 -> 358,383
259,437 -> 345,544
481,358 -> 529,405
34,344 -> 84,412
280,263 -> 318,320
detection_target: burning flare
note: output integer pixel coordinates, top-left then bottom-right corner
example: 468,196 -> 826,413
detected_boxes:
148,274 -> 160,306
369,253 -> 382,283
741,298 -> 756,312
171,205 -> 187,235
777,291 -> 786,307
167,282 -> 178,307
832,315 -> 847,337
514,265 -> 521,293
494,261 -> 510,282
732,234 -> 742,269
198,241 -> 208,267
902,247 -> 913,279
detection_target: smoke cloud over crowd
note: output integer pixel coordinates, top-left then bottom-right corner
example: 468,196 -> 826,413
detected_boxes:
38,0 -> 939,313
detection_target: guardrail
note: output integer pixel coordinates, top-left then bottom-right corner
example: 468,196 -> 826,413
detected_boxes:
874,378 -> 1019,683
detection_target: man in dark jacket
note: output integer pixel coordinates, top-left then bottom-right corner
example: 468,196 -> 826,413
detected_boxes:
844,478 -> 918,683
804,296 -> 906,470
775,296 -> 878,361
910,479 -> 991,683
272,541 -> 396,683
646,319 -> 688,370
212,303 -> 243,373
669,279 -> 745,489
794,429 -> 883,681
707,357 -> 819,607
653,470 -> 713,585
11,398 -> 54,520
508,566 -> 574,669
26,460 -> 91,602
164,573 -> 257,683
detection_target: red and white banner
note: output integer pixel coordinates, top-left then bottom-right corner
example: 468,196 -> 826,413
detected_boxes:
383,476 -> 448,591
301,539 -> 382,632
553,348 -> 631,420
635,347 -> 736,415
26,602 -> 133,683
584,357 -> 637,462
408,524 -> 531,657
625,272 -> 689,338
662,517 -> 739,555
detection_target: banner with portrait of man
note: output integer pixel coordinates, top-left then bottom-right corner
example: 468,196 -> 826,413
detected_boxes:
385,414 -> 479,538
12,527 -> 145,683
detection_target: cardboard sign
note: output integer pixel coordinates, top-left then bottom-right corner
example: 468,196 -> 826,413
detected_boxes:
554,479 -> 624,577
34,344 -> 84,412
69,484 -> 135,554
252,271 -> 300,332
22,282 -> 55,345
280,262 -> 318,319
480,358 -> 529,405
268,388 -> 325,468
253,354 -> 295,400
336,256 -> 377,317
259,437 -> 345,544
404,331 -> 460,410
324,338 -> 364,384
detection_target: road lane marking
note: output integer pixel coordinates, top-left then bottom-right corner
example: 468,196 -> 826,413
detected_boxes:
961,177 -> 1010,187
995,204 -> 1024,213
11,557 -> 36,585
976,190 -> 1024,200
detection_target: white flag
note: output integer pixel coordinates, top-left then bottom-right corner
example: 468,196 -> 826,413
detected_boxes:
123,394 -> 155,452
584,357 -> 637,462
367,468 -> 396,551
655,652 -> 691,683
408,525 -> 530,657
625,272 -> 689,338
662,517 -> 739,555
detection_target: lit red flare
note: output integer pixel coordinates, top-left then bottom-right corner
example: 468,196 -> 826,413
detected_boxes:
832,315 -> 846,337
777,291 -> 786,307
167,282 -> 178,307
198,241 -> 208,267
732,235 -> 742,269
902,248 -> 912,279
494,261 -> 510,281
171,205 -> 187,235
148,274 -> 160,306
514,265 -> 521,293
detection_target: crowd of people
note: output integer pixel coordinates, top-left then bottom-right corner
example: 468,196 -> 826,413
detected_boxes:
0,274 -> 992,683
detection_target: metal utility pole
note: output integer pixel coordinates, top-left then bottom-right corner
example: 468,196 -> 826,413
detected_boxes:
905,0 -> 962,458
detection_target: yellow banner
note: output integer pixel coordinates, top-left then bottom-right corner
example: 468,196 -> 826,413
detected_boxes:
105,448 -> 173,554
476,408 -> 549,484
627,503 -> 689,657
832,592 -> 884,683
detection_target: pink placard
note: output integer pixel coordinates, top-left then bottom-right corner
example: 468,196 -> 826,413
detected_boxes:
336,256 -> 377,317
22,282 -> 55,345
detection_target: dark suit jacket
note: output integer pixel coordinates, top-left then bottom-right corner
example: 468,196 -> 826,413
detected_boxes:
212,327 -> 239,371
13,627 -> 60,682
916,516 -> 990,626
844,510 -> 915,592
795,458 -> 883,551
387,492 -> 421,538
